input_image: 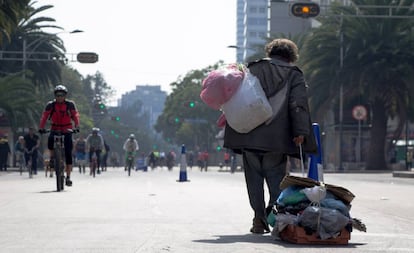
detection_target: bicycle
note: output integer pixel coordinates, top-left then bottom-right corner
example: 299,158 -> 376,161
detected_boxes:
26,150 -> 33,179
41,129 -> 78,192
90,150 -> 97,178
125,151 -> 135,176
16,151 -> 25,176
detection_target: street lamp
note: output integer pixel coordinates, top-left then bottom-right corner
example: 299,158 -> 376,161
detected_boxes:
22,29 -> 84,77
227,45 -> 256,63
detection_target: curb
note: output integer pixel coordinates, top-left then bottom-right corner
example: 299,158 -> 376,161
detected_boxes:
392,171 -> 414,178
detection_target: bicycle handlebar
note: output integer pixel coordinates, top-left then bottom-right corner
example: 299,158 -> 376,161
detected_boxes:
39,128 -> 79,135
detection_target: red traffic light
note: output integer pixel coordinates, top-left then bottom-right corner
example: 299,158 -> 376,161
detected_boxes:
291,2 -> 320,18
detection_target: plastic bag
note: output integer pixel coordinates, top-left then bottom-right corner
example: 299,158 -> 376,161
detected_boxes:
301,185 -> 327,203
298,206 -> 350,240
200,64 -> 244,110
221,70 -> 272,133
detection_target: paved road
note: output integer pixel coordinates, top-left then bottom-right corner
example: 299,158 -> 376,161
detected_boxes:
1,167 -> 414,253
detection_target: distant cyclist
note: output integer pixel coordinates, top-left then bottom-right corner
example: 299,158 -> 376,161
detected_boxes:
123,134 -> 139,170
39,85 -> 80,186
85,128 -> 105,174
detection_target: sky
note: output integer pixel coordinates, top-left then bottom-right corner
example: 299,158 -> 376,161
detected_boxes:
35,0 -> 237,105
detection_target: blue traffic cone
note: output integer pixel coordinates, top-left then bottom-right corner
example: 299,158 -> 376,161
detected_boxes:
308,123 -> 324,182
177,144 -> 190,182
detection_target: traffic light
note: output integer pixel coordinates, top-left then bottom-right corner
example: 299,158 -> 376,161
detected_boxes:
174,117 -> 180,123
216,145 -> 222,151
184,101 -> 196,108
77,52 -> 99,63
111,116 -> 120,121
99,103 -> 105,110
291,2 -> 320,18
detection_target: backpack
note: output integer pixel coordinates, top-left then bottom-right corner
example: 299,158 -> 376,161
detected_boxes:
48,100 -> 74,120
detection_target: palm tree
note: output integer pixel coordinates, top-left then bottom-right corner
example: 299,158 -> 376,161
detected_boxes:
0,1 -> 66,91
0,0 -> 29,45
0,74 -> 41,132
301,0 -> 414,170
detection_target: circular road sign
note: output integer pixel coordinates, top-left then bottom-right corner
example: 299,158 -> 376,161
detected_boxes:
352,105 -> 367,120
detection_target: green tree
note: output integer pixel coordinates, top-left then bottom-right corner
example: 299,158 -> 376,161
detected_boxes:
155,64 -> 222,151
301,0 -> 414,170
0,74 -> 41,131
0,1 -> 65,91
0,0 -> 29,44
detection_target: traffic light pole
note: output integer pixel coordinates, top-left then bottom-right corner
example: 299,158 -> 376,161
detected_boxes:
317,4 -> 414,171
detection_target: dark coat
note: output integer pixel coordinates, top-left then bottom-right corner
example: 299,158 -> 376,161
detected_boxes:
223,58 -> 317,157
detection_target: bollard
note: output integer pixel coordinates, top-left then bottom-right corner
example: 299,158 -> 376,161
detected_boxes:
308,123 -> 324,182
177,144 -> 190,182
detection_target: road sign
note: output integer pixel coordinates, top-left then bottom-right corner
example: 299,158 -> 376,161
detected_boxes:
352,105 -> 367,120
77,52 -> 99,63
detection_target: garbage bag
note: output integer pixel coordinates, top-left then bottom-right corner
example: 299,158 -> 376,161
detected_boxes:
221,70 -> 272,133
298,206 -> 350,240
200,64 -> 244,110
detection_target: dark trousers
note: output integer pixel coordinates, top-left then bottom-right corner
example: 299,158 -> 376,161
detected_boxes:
242,150 -> 287,220
25,151 -> 38,173
0,153 -> 8,170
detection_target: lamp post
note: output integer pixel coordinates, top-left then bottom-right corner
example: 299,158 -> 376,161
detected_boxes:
22,29 -> 83,77
337,13 -> 344,172
227,45 -> 256,63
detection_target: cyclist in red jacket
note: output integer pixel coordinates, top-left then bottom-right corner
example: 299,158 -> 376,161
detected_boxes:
39,85 -> 80,186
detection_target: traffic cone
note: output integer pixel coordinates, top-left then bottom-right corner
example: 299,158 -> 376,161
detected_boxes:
177,144 -> 190,182
308,123 -> 324,182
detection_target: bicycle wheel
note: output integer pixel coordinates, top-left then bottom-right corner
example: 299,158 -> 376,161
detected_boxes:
127,158 -> 132,176
54,148 -> 64,191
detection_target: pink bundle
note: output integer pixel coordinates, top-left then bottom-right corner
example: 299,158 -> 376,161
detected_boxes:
200,64 -> 244,110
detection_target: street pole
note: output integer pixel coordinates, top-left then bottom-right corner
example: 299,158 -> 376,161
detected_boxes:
22,37 -> 27,79
20,29 -> 83,78
338,13 -> 344,171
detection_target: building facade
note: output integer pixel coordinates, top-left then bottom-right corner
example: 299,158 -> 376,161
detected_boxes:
120,85 -> 166,130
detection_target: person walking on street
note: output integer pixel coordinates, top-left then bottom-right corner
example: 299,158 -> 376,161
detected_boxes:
24,127 -> 40,175
39,85 -> 80,186
223,38 -> 317,234
102,141 -> 110,172
74,134 -> 87,174
0,135 -> 10,171
85,128 -> 104,174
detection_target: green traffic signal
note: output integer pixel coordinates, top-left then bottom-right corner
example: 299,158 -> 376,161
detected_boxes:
189,101 -> 195,108
99,103 -> 105,109
216,145 -> 222,151
115,116 -> 120,121
175,117 -> 180,123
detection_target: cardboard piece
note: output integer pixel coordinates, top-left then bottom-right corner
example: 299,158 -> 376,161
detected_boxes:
279,175 -> 355,204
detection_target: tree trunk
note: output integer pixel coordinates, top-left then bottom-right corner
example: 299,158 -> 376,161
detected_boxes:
366,99 -> 388,170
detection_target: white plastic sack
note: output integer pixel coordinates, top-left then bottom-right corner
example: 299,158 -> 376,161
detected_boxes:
221,71 -> 272,133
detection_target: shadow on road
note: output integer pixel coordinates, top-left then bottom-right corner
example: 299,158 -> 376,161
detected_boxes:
193,234 -> 274,244
38,190 -> 61,193
194,234 -> 364,248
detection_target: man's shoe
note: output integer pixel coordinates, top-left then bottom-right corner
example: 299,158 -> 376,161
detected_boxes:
65,178 -> 73,187
250,217 -> 270,234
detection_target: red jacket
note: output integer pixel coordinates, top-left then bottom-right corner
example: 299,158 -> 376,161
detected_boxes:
39,99 -> 80,132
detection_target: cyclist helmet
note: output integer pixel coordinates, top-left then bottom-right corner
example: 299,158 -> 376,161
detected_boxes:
54,85 -> 68,95
92,127 -> 100,133
129,134 -> 135,139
